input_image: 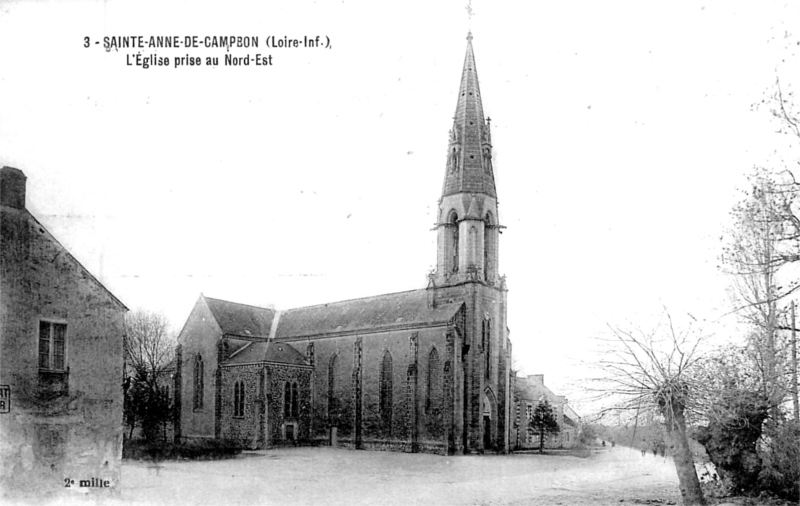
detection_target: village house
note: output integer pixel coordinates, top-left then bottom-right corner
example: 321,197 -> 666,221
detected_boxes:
174,33 -> 514,455
0,166 -> 127,496
513,374 -> 581,450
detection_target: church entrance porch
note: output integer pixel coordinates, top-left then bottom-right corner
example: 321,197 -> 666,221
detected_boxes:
482,391 -> 495,452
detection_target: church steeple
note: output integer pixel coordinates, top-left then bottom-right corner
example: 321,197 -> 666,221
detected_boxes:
442,32 -> 497,199
433,33 -> 502,287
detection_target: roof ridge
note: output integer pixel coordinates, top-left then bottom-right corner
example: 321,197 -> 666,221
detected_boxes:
23,210 -> 128,311
227,341 -> 253,360
281,287 -> 427,313
269,310 -> 282,340
203,295 -> 275,311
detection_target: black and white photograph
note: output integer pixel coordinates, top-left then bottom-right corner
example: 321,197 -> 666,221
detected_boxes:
1,1 -> 799,505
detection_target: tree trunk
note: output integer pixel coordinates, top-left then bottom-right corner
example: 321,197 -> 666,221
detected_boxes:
539,428 -> 544,454
792,302 -> 799,423
664,403 -> 705,506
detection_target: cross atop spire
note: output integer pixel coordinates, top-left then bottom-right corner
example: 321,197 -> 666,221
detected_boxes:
465,0 -> 474,29
441,33 -> 497,199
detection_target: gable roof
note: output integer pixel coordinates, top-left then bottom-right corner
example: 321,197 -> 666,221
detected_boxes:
274,289 -> 463,339
516,375 -> 560,405
224,340 -> 308,367
2,206 -> 128,312
564,405 -> 581,424
204,296 -> 276,338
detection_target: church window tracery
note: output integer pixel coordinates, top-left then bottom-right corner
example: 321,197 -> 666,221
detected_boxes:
284,381 -> 299,419
426,347 -> 441,414
193,354 -> 204,410
233,380 -> 245,418
449,211 -> 459,273
328,354 -> 338,419
483,319 -> 492,379
484,212 -> 494,281
379,351 -> 393,433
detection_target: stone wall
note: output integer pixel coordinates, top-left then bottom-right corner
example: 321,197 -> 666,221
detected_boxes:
265,364 -> 312,445
430,282 -> 509,453
175,298 -> 222,439
219,362 -> 312,447
292,322 -> 456,453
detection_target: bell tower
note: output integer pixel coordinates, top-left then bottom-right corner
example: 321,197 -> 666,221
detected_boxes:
429,33 -> 510,454
434,32 -> 502,288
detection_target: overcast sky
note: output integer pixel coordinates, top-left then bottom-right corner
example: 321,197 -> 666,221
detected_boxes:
1,0 -> 798,414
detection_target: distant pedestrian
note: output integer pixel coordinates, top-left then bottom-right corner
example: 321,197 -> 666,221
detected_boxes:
639,439 -> 647,457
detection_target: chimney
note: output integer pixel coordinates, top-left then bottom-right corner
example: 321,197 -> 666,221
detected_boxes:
0,166 -> 27,210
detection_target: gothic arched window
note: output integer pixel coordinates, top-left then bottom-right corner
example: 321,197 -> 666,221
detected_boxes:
292,382 -> 299,417
328,354 -> 338,419
484,212 -> 494,281
284,381 -> 299,419
450,211 -> 459,273
233,380 -> 245,417
193,354 -> 204,410
426,347 -> 441,413
379,351 -> 393,433
483,319 -> 492,379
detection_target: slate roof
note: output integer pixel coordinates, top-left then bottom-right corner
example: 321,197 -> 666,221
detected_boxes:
201,289 -> 461,364
564,405 -> 581,425
204,296 -> 276,338
441,33 -> 497,198
516,376 -> 560,404
274,289 -> 463,339
224,341 -> 308,367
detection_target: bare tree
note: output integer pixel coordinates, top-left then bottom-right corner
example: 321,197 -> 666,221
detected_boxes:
125,309 -> 174,377
706,80 -> 800,500
721,167 -> 796,419
773,79 -> 800,424
123,309 -> 175,442
594,312 -> 707,506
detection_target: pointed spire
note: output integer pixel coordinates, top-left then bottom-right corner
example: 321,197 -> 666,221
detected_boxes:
442,33 -> 497,199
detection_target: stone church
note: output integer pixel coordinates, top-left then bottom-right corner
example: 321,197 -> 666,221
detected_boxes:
174,33 -> 513,455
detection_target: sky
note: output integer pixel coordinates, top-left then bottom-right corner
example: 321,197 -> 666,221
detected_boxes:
1,0 -> 798,415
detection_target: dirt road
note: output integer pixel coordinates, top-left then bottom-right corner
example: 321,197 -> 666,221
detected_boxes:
111,445 -> 682,506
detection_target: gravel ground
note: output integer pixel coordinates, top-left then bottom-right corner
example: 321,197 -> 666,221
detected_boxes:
16,445 -> 778,506
112,445 -> 684,506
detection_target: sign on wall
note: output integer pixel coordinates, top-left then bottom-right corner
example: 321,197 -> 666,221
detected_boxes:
0,385 -> 10,413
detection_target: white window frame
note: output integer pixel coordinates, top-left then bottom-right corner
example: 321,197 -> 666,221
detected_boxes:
38,319 -> 68,372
